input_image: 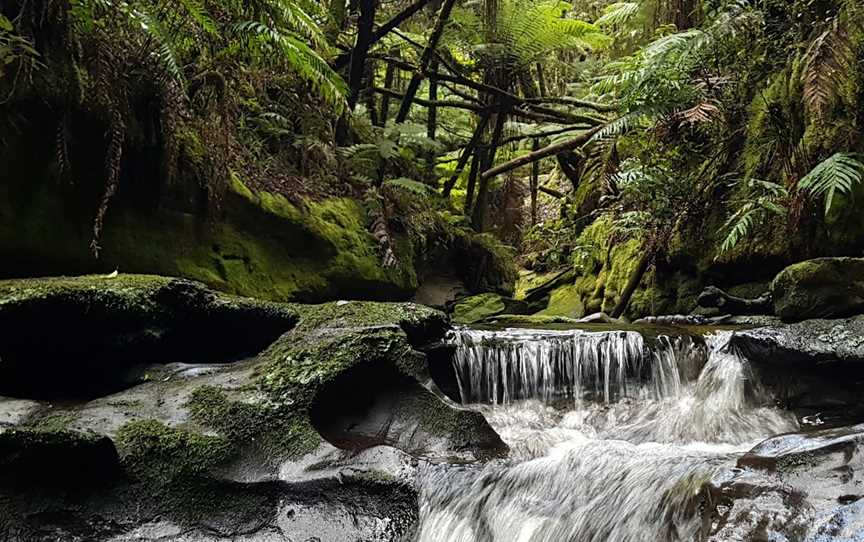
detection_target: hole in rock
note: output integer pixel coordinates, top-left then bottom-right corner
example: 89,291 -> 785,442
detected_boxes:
310,361 -> 440,453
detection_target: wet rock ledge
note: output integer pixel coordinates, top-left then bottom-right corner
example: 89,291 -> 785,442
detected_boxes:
0,274 -> 504,542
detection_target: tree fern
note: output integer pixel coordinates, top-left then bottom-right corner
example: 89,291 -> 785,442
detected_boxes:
798,153 -> 864,215
233,21 -> 347,110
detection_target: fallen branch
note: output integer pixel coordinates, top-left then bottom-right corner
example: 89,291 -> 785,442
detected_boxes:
480,124 -> 604,180
370,87 -> 484,112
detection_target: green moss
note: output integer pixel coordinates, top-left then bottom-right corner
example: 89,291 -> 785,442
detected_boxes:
258,326 -> 417,409
538,284 -> 585,318
482,314 -> 581,325
187,385 -> 320,459
1,168 -> 417,302
452,293 -> 507,324
115,420 -> 236,484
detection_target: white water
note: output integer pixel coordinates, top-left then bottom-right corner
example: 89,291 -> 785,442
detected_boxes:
416,328 -> 799,542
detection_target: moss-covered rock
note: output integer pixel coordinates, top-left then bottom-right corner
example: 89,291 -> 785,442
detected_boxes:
453,293 -> 508,324
0,274 -> 299,397
255,301 -> 505,457
771,258 -> 864,321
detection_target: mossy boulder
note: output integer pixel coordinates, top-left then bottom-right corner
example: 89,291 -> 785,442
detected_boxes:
257,301 -> 505,457
0,274 -> 299,397
771,258 -> 864,321
452,293 -> 530,324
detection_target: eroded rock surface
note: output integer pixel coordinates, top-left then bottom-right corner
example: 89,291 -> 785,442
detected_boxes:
705,424 -> 864,541
0,275 -> 504,541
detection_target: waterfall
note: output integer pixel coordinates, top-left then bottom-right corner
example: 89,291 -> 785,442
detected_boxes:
446,327 -> 705,405
417,328 -> 800,542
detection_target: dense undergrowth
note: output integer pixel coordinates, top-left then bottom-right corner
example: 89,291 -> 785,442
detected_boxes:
2,0 -> 864,314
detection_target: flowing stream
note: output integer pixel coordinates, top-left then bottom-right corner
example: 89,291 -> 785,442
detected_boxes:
416,327 -> 799,542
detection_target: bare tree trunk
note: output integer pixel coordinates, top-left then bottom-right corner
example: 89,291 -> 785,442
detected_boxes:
347,0 -> 378,110
471,107 -> 506,231
365,59 -> 380,125
481,124 -> 602,181
442,113 -> 491,197
333,0 -> 436,70
464,147 -> 482,212
536,63 -> 547,97
611,247 -> 653,319
395,0 -> 458,122
427,59 -> 439,139
380,50 -> 399,124
530,139 -> 539,224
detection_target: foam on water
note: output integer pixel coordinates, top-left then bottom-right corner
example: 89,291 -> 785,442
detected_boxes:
415,328 -> 799,542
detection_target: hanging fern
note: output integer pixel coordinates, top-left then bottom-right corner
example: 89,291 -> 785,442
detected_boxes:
801,16 -> 855,123
233,21 -> 347,110
798,152 -> 864,215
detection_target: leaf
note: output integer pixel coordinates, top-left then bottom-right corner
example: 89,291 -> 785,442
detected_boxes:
798,153 -> 864,214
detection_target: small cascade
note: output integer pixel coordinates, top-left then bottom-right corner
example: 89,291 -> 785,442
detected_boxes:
447,327 -> 705,405
417,328 -> 800,542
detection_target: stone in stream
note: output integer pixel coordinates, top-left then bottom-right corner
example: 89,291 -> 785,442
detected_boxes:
730,316 -> 864,366
729,317 -> 864,425
704,423 -> 864,541
0,275 -> 505,541
771,257 -> 864,321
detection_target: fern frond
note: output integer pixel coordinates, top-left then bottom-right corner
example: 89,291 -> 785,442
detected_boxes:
798,152 -> 864,214
233,21 -> 347,110
802,17 -> 854,122
384,177 -> 435,195
595,2 -> 640,28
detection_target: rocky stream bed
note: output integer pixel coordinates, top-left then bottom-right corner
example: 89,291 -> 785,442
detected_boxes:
1,274 -> 864,541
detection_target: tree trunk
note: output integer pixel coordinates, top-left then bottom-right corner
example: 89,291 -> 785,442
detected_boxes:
481,124 -> 603,181
380,49 -> 399,124
530,139 -> 539,224
394,0 -> 458,122
442,112 -> 490,197
333,0 -> 435,70
364,59 -> 380,125
464,147 -> 482,212
347,0 -> 378,110
610,247 -> 653,319
536,63 -> 547,97
427,59 -> 439,139
471,107 -> 506,231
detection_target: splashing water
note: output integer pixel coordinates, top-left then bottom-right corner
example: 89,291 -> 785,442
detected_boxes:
415,328 -> 799,542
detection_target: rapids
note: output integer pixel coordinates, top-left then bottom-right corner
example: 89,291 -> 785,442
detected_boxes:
415,327 -> 800,542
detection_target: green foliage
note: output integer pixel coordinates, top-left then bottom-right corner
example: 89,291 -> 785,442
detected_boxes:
718,179 -> 788,255
0,15 -> 40,84
798,153 -> 864,215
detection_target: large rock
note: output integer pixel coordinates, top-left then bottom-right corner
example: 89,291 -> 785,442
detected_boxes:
0,274 -> 299,397
0,283 -> 505,541
730,318 -> 864,425
704,424 -> 864,541
730,316 -> 864,366
771,257 -> 864,321
452,293 -> 528,324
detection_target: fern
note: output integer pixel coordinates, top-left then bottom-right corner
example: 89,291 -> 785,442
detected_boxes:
801,16 -> 855,122
595,2 -> 640,28
233,21 -> 347,110
798,153 -> 864,215
718,179 -> 788,255
384,177 -> 435,195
